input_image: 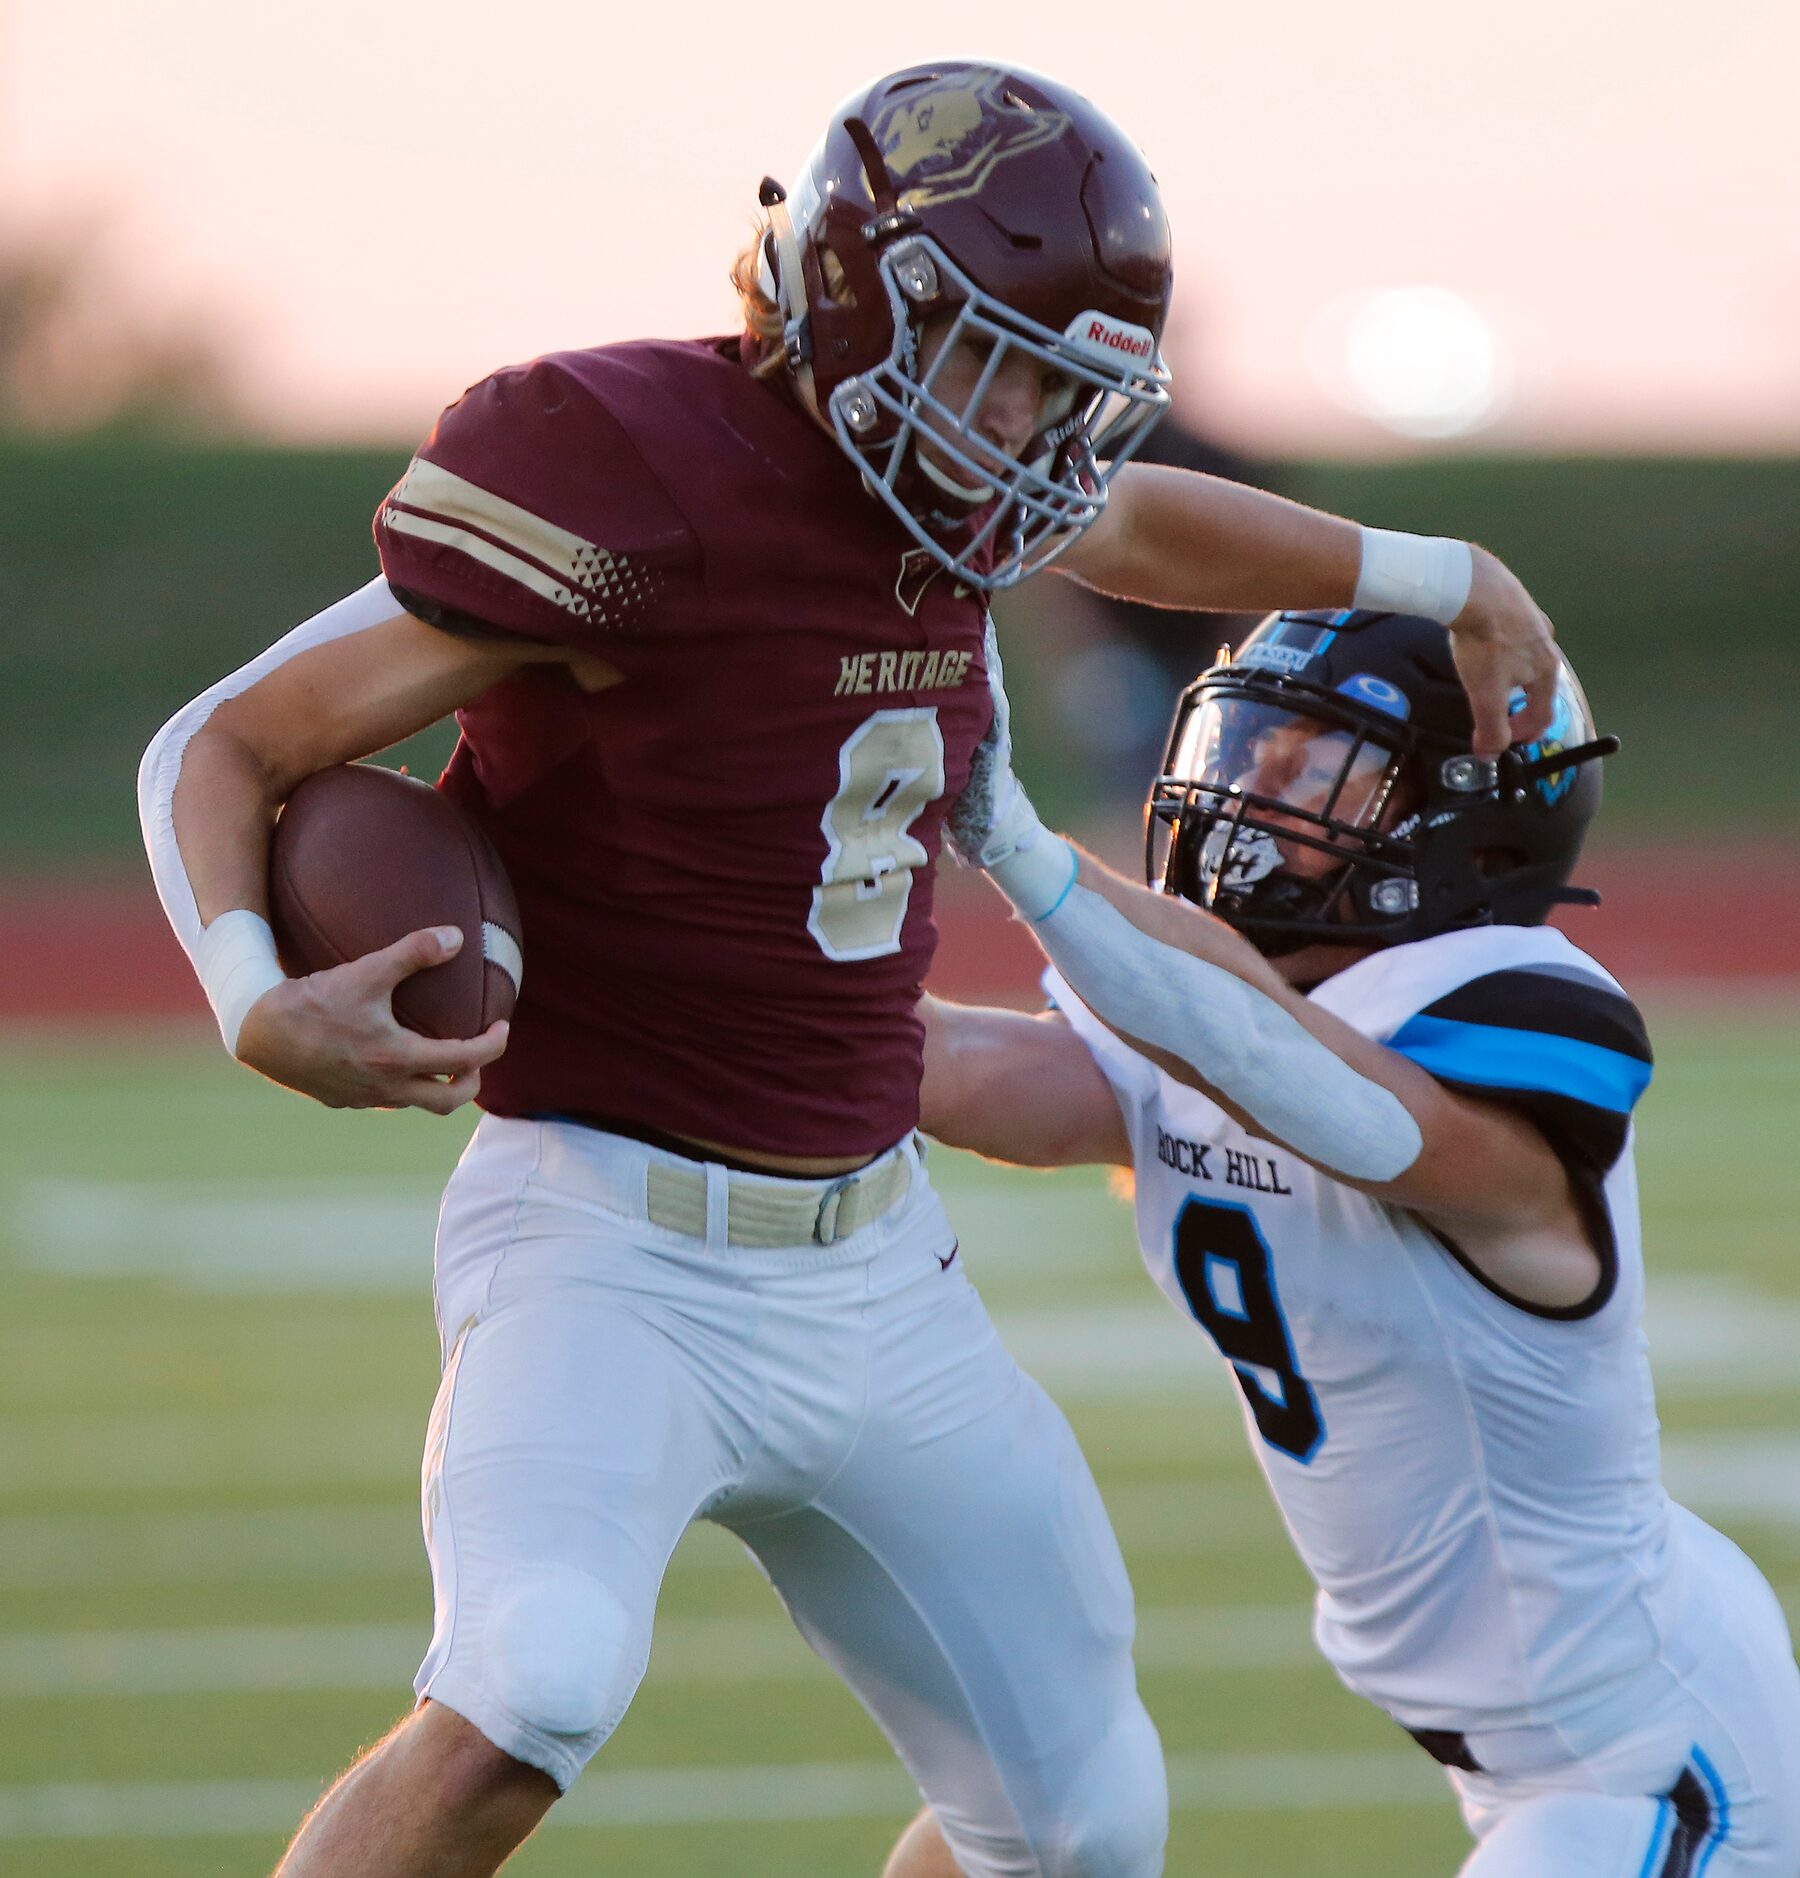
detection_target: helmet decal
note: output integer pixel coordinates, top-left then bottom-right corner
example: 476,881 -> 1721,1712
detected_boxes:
1199,823 -> 1283,891
1532,747 -> 1574,805
874,72 -> 1070,208
1336,672 -> 1411,719
1065,310 -> 1158,365
1237,618 -> 1338,676
1521,683 -> 1579,805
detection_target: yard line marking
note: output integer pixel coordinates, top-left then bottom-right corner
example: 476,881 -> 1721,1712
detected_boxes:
554,1750 -> 1447,1825
2,1429 -> 1798,1598
0,1750 -> 1449,1839
1163,1750 -> 1447,1812
0,1506 -> 775,1589
0,1408 -> 422,1495
994,1304 -> 1227,1398
12,1180 -> 1800,1401
0,1480 -> 1278,1593
1138,1603 -> 1317,1669
11,1178 -> 441,1291
0,1603 -> 1320,1698
0,1507 -> 421,1590
0,1776 -> 321,1841
0,1377 -> 1233,1496
9,1174 -> 1113,1290
1661,1433 -> 1800,1525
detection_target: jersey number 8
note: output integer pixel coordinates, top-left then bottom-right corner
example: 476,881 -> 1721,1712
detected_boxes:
809,709 -> 946,962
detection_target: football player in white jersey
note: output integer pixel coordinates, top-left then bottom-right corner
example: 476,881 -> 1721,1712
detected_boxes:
903,608 -> 1800,1877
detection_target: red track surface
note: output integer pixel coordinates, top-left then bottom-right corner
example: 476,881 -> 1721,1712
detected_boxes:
2,846 -> 1795,1025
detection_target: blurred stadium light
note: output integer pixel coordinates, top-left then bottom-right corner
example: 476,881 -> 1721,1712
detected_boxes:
1306,286 -> 1511,440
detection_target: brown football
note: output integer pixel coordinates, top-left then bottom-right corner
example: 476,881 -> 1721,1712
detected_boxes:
268,764 -> 522,1040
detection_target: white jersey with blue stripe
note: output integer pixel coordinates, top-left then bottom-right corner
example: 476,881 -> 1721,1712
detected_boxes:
1049,922 -> 1706,1742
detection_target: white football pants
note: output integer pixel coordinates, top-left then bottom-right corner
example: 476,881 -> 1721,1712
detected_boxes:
417,1115 -> 1168,1878
1450,1515 -> 1800,1876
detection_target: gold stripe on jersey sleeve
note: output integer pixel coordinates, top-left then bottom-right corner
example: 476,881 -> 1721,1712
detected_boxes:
381,508 -> 596,618
391,458 -> 603,581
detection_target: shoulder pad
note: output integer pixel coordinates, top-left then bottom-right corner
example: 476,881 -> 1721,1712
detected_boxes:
375,354 -> 698,648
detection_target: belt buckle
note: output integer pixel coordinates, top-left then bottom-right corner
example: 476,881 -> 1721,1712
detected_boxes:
812,1172 -> 857,1246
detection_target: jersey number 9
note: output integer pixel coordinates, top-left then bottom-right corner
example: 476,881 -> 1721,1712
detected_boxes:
1173,1196 -> 1324,1464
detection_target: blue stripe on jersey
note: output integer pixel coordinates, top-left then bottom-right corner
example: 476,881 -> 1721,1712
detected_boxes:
1691,1747 -> 1729,1877
1386,1013 -> 1653,1114
1636,1799 -> 1674,1878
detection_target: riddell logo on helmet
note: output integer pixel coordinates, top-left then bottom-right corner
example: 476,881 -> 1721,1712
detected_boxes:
1068,312 -> 1156,363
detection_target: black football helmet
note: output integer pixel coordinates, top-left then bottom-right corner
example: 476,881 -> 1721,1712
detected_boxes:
760,60 -> 1173,589
1145,609 -> 1618,957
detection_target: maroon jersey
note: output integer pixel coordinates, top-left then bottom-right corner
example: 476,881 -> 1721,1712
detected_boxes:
374,338 -> 992,1158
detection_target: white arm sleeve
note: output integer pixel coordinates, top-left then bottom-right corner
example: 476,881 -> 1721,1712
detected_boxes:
1033,884 -> 1423,1182
136,576 -> 407,1014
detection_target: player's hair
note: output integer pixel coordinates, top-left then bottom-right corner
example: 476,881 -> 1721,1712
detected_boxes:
731,224 -> 785,379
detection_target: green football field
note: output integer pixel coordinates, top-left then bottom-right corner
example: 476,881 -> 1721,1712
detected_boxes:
0,1004 -> 1795,1877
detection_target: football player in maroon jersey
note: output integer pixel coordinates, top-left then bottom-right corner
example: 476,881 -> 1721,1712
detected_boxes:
140,59 -> 1564,1878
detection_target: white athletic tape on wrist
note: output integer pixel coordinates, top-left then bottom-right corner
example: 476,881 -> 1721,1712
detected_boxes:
1035,885 -> 1423,1182
1354,529 -> 1475,625
978,786 -> 1079,923
194,909 -> 287,1056
990,832 -> 1078,923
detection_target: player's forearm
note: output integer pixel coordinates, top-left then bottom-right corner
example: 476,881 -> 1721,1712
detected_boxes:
995,842 -> 1583,1229
919,996 -> 1122,1167
139,682 -> 295,1055
1067,850 -> 1292,1001
138,577 -> 433,1049
1060,466 -> 1362,613
920,1000 -> 1042,1161
975,829 -> 1423,1181
168,724 -> 283,926
919,1064 -> 1046,1164
1059,465 -> 1557,755
1052,848 -> 1374,1093
140,689 -> 266,959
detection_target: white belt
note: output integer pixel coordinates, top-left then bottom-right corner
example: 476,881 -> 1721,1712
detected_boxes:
643,1150 -> 911,1248
527,1118 -> 917,1250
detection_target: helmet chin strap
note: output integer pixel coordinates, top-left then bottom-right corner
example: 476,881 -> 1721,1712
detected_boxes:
757,177 -> 817,414
916,451 -> 991,506
841,116 -> 910,229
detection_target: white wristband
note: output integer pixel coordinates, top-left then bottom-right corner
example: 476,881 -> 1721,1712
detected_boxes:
1354,528 -> 1474,625
194,909 -> 287,1056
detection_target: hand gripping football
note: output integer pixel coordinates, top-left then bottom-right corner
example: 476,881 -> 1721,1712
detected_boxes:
268,765 -> 523,1040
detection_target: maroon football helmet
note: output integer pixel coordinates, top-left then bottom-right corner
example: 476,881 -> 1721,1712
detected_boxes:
761,61 -> 1174,589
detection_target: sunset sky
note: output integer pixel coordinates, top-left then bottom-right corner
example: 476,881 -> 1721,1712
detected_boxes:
6,0 -> 1795,452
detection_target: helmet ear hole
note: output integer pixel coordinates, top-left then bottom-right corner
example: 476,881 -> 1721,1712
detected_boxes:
1476,846 -> 1529,878
819,247 -> 857,308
